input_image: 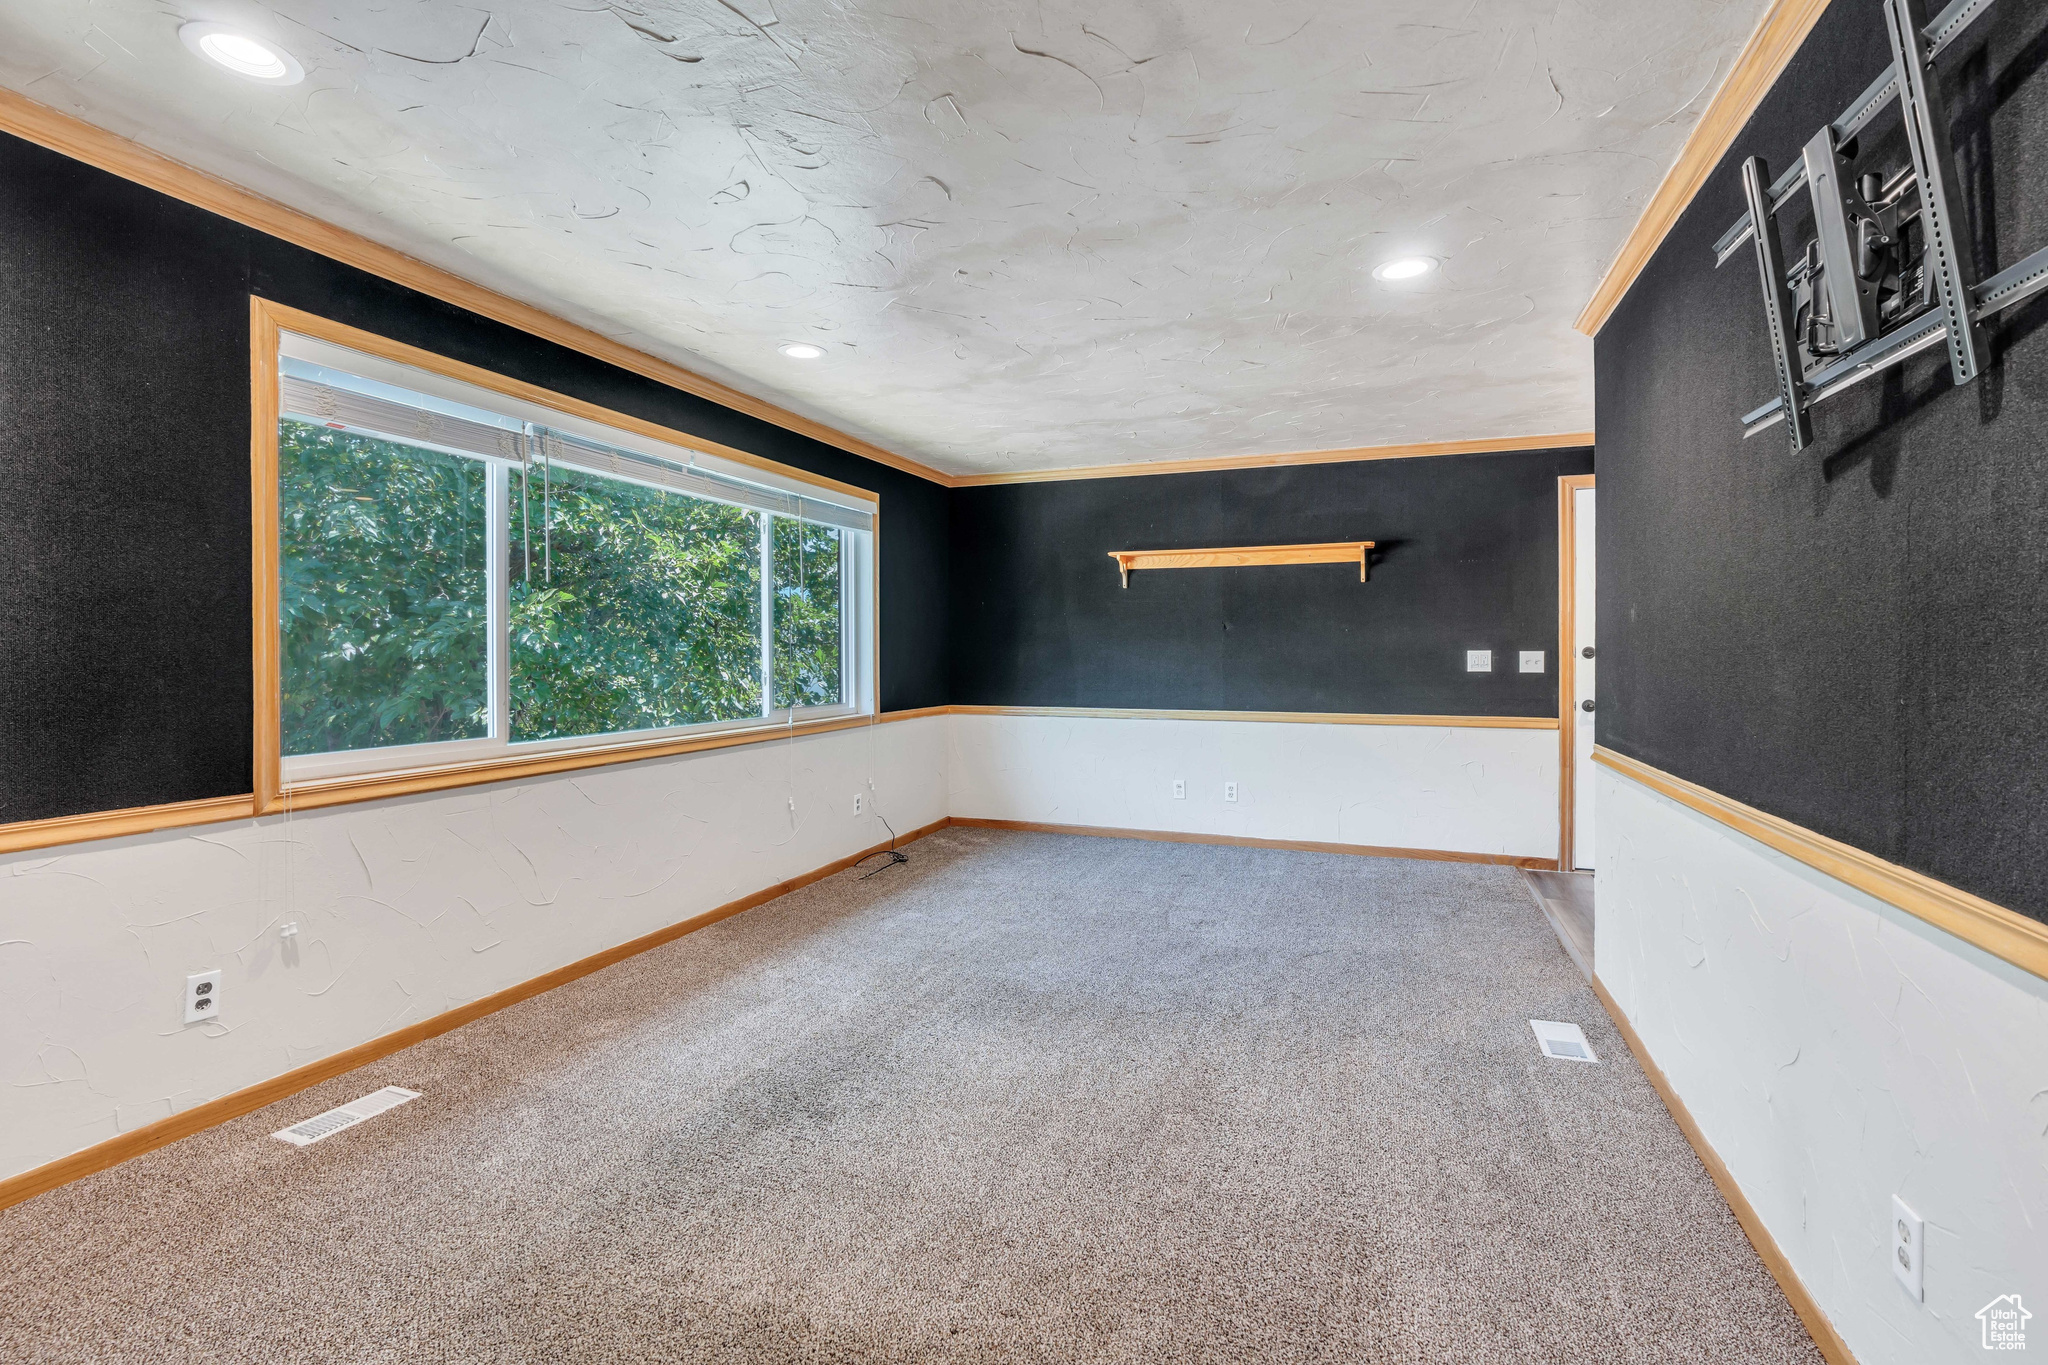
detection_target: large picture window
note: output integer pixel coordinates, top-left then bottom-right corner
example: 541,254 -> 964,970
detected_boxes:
257,305 -> 875,802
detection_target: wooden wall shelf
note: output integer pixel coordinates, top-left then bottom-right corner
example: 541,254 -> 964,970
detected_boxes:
1108,541 -> 1374,587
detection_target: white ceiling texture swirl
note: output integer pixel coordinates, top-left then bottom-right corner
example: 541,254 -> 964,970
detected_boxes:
0,1 -> 1769,475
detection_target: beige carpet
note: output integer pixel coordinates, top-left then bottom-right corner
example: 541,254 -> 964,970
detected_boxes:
0,829 -> 1821,1363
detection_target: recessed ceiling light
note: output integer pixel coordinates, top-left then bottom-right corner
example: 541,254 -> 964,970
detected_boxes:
1372,256 -> 1437,282
179,23 -> 305,85
779,343 -> 825,360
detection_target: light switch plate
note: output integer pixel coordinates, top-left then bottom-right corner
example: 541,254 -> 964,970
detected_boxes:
1466,650 -> 1492,672
1520,651 -> 1545,673
1891,1195 -> 1924,1300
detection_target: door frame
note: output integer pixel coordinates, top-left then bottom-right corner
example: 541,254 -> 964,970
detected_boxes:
1557,473 -> 1596,870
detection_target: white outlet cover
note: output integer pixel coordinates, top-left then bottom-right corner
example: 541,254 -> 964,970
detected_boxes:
1467,650 -> 1492,672
1520,650 -> 1545,673
184,969 -> 222,1025
1172,780 -> 1185,799
853,793 -> 864,816
1223,782 -> 1238,802
1891,1195 -> 1924,1300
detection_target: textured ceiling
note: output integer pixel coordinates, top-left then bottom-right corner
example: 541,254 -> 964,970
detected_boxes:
0,1 -> 1768,475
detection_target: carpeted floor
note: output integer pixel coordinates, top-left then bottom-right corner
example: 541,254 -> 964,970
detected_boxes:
0,829 -> 1821,1363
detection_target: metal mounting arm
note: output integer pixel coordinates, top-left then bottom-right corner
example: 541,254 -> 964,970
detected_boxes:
1743,157 -> 1812,452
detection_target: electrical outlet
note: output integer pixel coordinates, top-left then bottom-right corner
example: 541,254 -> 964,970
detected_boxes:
1891,1195 -> 1924,1301
1466,650 -> 1492,672
1224,781 -> 1238,803
183,970 -> 222,1025
853,793 -> 864,817
1172,779 -> 1185,800
1520,651 -> 1545,673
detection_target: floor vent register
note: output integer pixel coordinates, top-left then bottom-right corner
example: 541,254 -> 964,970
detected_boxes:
1529,1020 -> 1600,1063
272,1086 -> 422,1146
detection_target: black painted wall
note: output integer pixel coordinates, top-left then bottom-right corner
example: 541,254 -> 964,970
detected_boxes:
1595,0 -> 2048,922
949,448 -> 1594,715
0,131 -> 950,826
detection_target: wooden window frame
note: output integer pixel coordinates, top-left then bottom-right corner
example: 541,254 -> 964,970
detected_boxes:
250,297 -> 881,815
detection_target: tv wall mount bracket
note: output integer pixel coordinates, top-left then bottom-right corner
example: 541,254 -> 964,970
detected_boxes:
1715,0 -> 2048,450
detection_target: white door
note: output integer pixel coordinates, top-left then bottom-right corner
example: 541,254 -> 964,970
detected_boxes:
1571,487 -> 1596,870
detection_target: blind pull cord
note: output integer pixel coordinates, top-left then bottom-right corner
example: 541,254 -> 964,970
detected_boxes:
518,428 -> 533,586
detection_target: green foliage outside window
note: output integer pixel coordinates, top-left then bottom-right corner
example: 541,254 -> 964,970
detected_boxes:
509,462 -> 765,741
279,421 -> 489,756
280,419 -> 851,760
772,518 -> 844,710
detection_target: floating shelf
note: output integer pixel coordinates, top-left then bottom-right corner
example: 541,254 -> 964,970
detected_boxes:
1107,541 -> 1375,588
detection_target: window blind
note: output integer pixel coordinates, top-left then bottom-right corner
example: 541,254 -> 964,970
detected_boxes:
279,374 -> 525,464
533,428 -> 873,532
278,373 -> 873,532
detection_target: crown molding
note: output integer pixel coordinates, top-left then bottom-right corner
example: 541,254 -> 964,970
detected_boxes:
0,85 -> 953,487
949,431 -> 1596,487
1574,0 -> 1836,337
0,92 -> 1610,489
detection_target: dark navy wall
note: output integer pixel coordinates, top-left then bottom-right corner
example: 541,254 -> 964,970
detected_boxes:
1594,0 -> 2048,923
948,448 -> 1594,716
0,131 -> 950,826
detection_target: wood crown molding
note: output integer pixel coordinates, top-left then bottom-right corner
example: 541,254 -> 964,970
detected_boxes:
0,85 -> 952,488
0,817 -> 952,1213
1594,745 -> 2048,981
1590,974 -> 1858,1364
953,818 -> 1557,869
950,431 -> 1596,487
0,88 -> 1601,490
1574,0 -> 1835,336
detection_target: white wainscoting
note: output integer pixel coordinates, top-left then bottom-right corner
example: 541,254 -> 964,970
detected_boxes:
1596,765 -> 2048,1365
947,712 -> 1558,859
0,716 -> 948,1183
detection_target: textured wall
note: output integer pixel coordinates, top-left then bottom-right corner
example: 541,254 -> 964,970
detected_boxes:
1596,769 -> 2048,1365
0,717 -> 949,1183
949,449 -> 1593,715
949,714 -> 1557,860
0,131 -> 951,828
1593,0 -> 2048,923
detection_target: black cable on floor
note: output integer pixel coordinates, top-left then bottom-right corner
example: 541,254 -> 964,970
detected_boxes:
853,809 -> 910,879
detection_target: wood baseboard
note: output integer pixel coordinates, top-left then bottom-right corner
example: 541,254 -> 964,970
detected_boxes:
0,817 -> 949,1213
951,817 -> 1558,869
3,815 -> 1553,1208
1590,974 -> 1858,1365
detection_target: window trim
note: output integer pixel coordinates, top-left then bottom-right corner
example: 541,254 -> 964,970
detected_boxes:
250,297 -> 881,815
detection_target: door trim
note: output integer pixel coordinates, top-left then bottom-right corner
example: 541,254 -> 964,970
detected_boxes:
1558,474 -> 1597,869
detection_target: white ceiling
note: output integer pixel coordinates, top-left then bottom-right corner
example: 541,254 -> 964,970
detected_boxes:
0,1 -> 1768,476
